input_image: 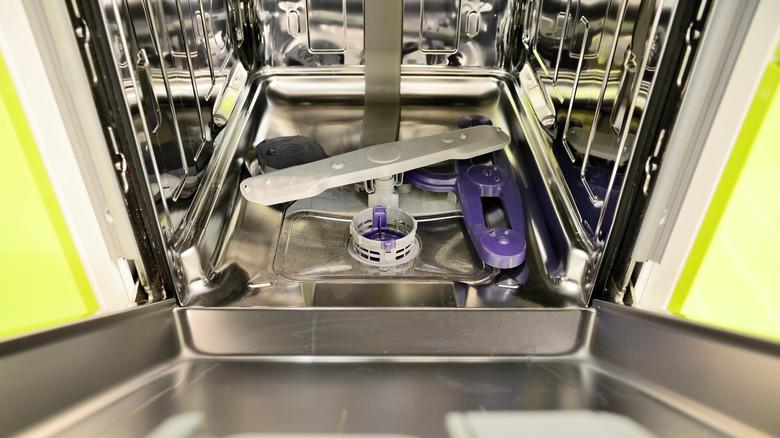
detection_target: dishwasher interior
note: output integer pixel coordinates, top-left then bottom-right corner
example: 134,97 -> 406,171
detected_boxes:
71,0 -> 699,309
12,0 -> 779,436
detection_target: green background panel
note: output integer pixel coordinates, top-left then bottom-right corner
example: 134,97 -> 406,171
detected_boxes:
671,54 -> 780,342
0,54 -> 97,339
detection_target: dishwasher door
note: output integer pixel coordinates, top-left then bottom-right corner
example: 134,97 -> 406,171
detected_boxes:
1,301 -> 778,437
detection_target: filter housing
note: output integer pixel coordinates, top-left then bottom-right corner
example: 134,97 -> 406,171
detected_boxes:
348,206 -> 420,267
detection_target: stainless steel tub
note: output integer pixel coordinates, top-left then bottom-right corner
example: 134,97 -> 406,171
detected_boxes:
2,301 -> 778,437
178,73 -> 594,308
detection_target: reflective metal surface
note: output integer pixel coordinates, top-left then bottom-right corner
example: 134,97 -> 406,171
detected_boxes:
174,307 -> 592,356
0,301 -> 178,436
590,301 -> 780,437
311,282 -> 459,307
35,360 -> 725,437
19,3 -> 772,436
172,75 -> 600,306
73,0 -> 696,306
525,0 -> 679,239
98,0 -> 240,230
239,0 -> 523,69
3,301 -> 779,437
361,0 -> 402,145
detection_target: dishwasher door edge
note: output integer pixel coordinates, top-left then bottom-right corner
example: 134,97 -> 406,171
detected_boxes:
1,301 -> 778,436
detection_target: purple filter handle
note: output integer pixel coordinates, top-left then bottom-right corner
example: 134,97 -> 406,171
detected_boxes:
372,206 -> 388,231
406,152 -> 526,269
362,206 -> 401,251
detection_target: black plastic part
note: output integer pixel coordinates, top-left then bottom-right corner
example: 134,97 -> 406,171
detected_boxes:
284,44 -> 345,67
457,114 -> 494,129
255,136 -> 328,170
401,42 -> 419,56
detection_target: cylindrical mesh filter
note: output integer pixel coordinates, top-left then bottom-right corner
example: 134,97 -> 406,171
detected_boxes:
348,206 -> 419,267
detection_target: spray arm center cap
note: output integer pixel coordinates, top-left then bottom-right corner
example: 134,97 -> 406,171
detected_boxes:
366,145 -> 402,164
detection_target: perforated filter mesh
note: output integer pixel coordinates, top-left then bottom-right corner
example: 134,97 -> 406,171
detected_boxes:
348,207 -> 419,267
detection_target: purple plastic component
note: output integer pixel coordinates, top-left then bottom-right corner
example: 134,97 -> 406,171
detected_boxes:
372,206 -> 387,231
361,206 -> 403,250
406,153 -> 526,269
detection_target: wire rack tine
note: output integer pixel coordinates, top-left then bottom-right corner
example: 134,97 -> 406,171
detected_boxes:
561,16 -> 589,163
174,0 -> 206,163
174,0 -> 209,186
533,47 -> 551,77
553,0 -> 572,84
521,0 -> 532,48
595,1 -> 665,237
579,0 -> 629,207
196,0 -> 216,87
141,0 -> 192,204
533,0 -> 544,51
115,0 -> 172,235
522,0 -> 544,50
120,0 -> 162,135
136,50 -> 162,133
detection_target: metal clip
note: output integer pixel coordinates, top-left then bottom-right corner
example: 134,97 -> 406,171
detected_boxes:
363,179 -> 376,194
520,63 -> 556,129
107,126 -> 130,194
74,19 -> 98,85
643,129 -> 665,195
676,22 -> 701,88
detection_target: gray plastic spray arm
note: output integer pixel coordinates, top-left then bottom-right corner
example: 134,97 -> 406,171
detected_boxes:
240,125 -> 511,205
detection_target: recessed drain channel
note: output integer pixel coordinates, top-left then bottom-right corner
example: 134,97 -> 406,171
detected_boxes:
348,206 -> 419,267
